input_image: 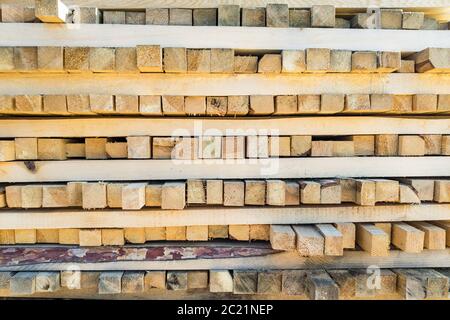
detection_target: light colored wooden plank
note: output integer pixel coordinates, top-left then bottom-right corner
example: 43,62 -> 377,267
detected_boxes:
292,225 -> 324,256
316,224 -> 344,256
35,0 -> 69,23
1,23 -> 449,51
394,269 -> 449,299
1,74 -> 449,96
408,221 -> 446,250
2,117 -> 447,139
1,157 -> 448,183
305,270 -> 339,300
392,222 -> 425,253
356,223 -> 389,256
432,221 -> 450,246
333,222 -> 355,249
1,204 -> 449,230
269,225 -> 296,251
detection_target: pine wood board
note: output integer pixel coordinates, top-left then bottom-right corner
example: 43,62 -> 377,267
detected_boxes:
1,204 -> 449,229
0,24 -> 449,51
0,157 -> 449,182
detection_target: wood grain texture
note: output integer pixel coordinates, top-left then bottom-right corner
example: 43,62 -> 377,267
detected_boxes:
1,117 -> 449,138
1,73 -> 449,96
1,157 -> 448,182
0,24 -> 449,51
0,204 -> 449,229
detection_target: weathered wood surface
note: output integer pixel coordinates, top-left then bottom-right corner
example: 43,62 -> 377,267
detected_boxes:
1,204 -> 449,230
0,243 -> 278,268
0,244 -> 449,271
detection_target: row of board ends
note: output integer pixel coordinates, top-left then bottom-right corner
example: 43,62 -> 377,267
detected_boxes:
2,46 -> 449,74
1,134 -> 450,162
1,221 -> 449,253
1,268 -> 449,300
2,94 -> 450,116
1,2 -> 449,30
2,178 -> 450,209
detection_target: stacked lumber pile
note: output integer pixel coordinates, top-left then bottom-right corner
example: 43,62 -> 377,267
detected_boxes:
0,0 -> 449,300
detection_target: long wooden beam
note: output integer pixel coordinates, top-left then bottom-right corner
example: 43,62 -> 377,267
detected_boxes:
1,74 -> 449,96
0,245 -> 448,271
0,24 -> 449,51
1,157 -> 449,182
0,204 -> 449,229
1,117 -> 449,138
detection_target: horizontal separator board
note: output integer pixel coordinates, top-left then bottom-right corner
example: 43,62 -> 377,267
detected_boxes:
1,117 -> 449,137
0,157 -> 449,182
1,74 -> 449,95
1,24 -> 449,51
1,247 -> 449,271
9,0 -> 450,10
1,204 -> 449,229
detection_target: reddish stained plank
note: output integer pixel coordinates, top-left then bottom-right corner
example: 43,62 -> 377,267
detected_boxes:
0,245 -> 278,267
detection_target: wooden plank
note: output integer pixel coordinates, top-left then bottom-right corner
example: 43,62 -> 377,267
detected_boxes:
35,0 -> 69,23
281,270 -> 306,295
1,74 -> 449,96
333,222 -> 355,249
408,48 -> 450,73
1,204 -> 449,230
2,157 -> 449,183
398,178 -> 434,201
250,224 -> 269,241
392,222 -> 425,253
394,269 -> 449,299
356,223 -> 389,256
1,245 -> 450,272
373,179 -> 400,203
0,5 -> 35,23
305,270 -> 339,300
187,271 -> 208,289
122,271 -> 144,293
210,270 -> 233,293
98,271 -> 123,294
408,221 -> 446,250
269,225 -> 296,251
233,270 -> 257,294
434,180 -> 450,203
316,224 -> 344,256
375,223 -> 393,247
35,272 -> 60,293
0,116 -> 436,139
218,5 -> 240,27
399,185 -> 421,204
166,271 -> 187,290
145,271 -> 165,289
1,24 -> 449,52
229,225 -> 249,241
257,271 -> 282,294
432,221 -> 450,246
292,225 -> 324,256
10,272 -> 36,295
